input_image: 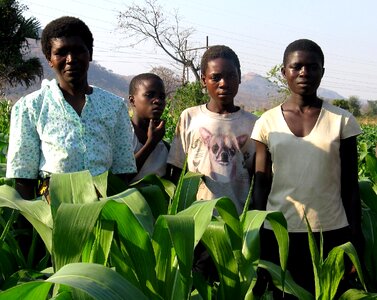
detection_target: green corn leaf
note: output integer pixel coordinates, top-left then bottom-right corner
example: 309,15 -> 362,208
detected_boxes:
106,188 -> 155,235
153,215 -> 194,299
359,180 -> 377,213
258,260 -> 314,300
135,183 -> 169,220
159,177 -> 176,200
92,171 -> 109,198
1,268 -> 48,291
152,214 -> 175,296
320,245 -> 346,299
101,200 -> 160,299
339,289 -> 377,300
108,241 -> 140,288
49,171 -> 98,205
169,159 -> 187,215
215,197 -> 243,252
361,208 -> 377,289
0,242 -> 19,286
0,185 -> 53,253
46,262 -> 148,300
266,212 -> 289,273
241,210 -> 288,297
202,221 -> 240,300
178,199 -> 219,245
82,219 -> 114,265
0,281 -> 52,300
366,154 -> 377,183
53,201 -> 107,271
176,172 -> 202,212
335,242 -> 367,291
304,212 -> 321,299
178,197 -> 239,247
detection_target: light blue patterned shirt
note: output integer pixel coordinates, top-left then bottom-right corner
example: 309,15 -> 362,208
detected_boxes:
6,79 -> 136,179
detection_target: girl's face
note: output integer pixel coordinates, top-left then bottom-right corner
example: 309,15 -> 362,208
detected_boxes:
201,58 -> 240,107
282,50 -> 324,97
130,79 -> 166,120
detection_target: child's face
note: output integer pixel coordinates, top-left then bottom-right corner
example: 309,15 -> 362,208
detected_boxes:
130,79 -> 166,120
48,36 -> 91,89
282,50 -> 324,96
201,58 -> 240,106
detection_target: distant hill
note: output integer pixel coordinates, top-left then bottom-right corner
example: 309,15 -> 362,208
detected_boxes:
3,44 -> 130,101
235,72 -> 345,110
4,42 -> 345,109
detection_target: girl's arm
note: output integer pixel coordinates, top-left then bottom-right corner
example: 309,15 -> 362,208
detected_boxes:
340,136 -> 363,252
252,141 -> 272,210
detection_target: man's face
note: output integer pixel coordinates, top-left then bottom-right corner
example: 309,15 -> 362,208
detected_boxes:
48,36 -> 91,89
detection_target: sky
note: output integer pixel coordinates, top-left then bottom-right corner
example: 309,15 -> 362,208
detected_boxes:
21,0 -> 377,100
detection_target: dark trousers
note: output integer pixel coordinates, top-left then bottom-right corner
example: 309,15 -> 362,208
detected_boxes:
259,227 -> 352,299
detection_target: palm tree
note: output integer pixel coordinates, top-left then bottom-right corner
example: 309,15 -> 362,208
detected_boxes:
0,0 -> 43,92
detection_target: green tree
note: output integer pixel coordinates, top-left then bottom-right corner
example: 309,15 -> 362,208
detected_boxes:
348,95 -> 361,117
266,63 -> 289,96
162,81 -> 208,142
332,99 -> 350,110
365,100 -> 377,116
0,0 -> 43,92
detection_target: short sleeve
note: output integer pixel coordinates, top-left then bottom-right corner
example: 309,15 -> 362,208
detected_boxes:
6,99 -> 40,179
110,102 -> 137,174
341,114 -> 362,139
167,114 -> 187,168
251,116 -> 268,145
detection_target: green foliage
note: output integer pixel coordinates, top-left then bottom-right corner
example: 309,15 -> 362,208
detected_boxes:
0,99 -> 11,135
0,171 -> 295,299
365,100 -> 377,116
332,99 -> 350,110
332,97 -> 362,118
358,151 -> 377,292
357,124 -> 377,179
348,96 -> 361,117
0,98 -> 11,165
162,81 -> 209,142
0,0 -> 43,91
266,63 -> 289,96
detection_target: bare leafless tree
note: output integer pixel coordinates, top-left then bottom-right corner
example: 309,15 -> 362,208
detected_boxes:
117,0 -> 201,83
150,66 -> 180,96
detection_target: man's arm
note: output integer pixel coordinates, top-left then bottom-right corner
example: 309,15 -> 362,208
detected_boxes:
252,141 -> 272,210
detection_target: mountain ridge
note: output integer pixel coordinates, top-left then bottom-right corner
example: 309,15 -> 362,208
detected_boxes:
4,44 -> 344,110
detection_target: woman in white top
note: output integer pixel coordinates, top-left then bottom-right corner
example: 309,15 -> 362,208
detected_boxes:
251,39 -> 362,298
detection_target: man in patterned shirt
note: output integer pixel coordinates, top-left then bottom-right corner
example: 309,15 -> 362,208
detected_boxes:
6,16 -> 136,200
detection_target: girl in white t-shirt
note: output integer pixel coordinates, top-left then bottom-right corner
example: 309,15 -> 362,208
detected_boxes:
251,39 -> 362,298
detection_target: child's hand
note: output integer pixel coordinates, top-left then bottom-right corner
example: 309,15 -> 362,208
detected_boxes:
147,119 -> 165,145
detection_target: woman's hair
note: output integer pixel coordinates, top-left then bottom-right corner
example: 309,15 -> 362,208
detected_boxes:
41,16 -> 93,60
201,45 -> 241,78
